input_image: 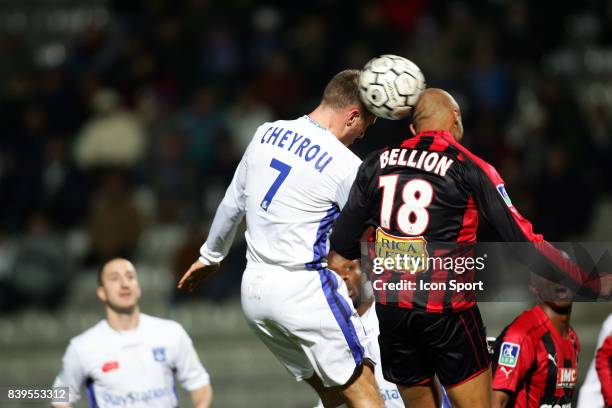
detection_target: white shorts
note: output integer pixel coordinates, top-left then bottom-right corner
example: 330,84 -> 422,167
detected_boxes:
241,263 -> 374,387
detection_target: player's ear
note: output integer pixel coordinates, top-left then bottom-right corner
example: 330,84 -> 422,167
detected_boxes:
96,286 -> 107,302
346,108 -> 360,126
453,109 -> 462,126
409,123 -> 417,135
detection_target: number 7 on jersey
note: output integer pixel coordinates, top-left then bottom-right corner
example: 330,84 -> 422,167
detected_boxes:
261,158 -> 292,210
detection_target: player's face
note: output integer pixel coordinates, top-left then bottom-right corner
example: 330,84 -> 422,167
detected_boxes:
530,274 -> 573,313
338,260 -> 363,308
97,259 -> 141,313
343,109 -> 376,146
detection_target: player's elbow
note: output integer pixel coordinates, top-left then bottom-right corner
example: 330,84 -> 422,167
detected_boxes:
191,384 -> 213,408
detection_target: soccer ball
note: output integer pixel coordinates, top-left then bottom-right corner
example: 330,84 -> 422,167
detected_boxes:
359,54 -> 426,120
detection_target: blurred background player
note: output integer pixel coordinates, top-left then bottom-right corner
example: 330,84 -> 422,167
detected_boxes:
178,70 -> 382,407
52,258 -> 212,408
328,88 -> 606,408
577,313 -> 612,408
317,231 -> 453,408
491,273 -> 579,408
595,328 -> 612,408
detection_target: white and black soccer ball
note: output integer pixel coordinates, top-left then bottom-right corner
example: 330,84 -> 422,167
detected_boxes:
359,54 -> 426,120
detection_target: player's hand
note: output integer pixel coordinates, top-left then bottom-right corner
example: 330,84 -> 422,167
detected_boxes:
177,260 -> 220,292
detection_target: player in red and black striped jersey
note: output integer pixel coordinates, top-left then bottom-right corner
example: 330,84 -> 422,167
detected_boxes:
328,89 -> 607,408
492,274 -> 579,408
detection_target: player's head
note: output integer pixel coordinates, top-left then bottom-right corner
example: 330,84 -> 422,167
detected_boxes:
529,272 -> 574,314
336,259 -> 365,308
319,69 -> 377,146
96,258 -> 142,314
410,88 -> 464,142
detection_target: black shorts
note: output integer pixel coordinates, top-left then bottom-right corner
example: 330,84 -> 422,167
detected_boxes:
376,303 -> 490,387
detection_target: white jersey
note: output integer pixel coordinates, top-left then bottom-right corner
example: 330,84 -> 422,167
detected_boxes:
359,305 -> 405,408
314,302 -> 403,407
577,313 -> 612,408
199,115 -> 362,270
52,314 -> 209,408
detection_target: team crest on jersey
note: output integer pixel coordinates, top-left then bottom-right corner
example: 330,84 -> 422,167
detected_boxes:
499,342 -> 520,367
496,184 -> 513,207
152,347 -> 166,362
375,228 -> 428,273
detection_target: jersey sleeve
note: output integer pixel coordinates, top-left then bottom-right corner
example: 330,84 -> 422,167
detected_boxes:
492,323 -> 536,395
198,142 -> 249,265
52,341 -> 84,405
330,152 -> 378,260
173,324 -> 211,391
464,160 -> 600,298
595,335 -> 612,407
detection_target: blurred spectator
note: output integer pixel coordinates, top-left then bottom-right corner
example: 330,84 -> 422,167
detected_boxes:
74,88 -> 145,170
180,86 -> 228,177
86,172 -> 143,264
41,137 -> 90,229
251,53 -> 304,117
0,212 -> 71,313
226,91 -> 273,154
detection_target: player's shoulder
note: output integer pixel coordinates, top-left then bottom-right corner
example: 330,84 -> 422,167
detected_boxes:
502,307 -> 547,343
140,313 -> 184,331
362,147 -> 388,167
139,313 -> 187,339
337,145 -> 361,168
453,141 -> 501,179
68,319 -> 108,350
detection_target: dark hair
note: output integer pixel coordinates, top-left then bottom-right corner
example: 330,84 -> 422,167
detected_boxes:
97,257 -> 129,286
321,69 -> 373,118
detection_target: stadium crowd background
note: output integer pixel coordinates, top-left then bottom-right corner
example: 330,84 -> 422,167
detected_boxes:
0,0 -> 611,406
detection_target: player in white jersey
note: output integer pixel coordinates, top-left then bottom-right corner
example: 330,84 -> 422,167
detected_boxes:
178,70 -> 383,407
577,313 -> 612,408
318,233 -> 453,408
53,258 -> 212,408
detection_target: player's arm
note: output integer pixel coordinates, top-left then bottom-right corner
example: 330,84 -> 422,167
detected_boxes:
329,153 -> 378,269
595,335 -> 612,407
464,161 -> 604,299
51,342 -> 84,408
173,324 -> 213,408
491,323 -> 535,408
190,385 -> 213,408
178,142 -> 250,291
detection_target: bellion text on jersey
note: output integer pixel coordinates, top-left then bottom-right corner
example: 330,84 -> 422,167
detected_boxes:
380,148 -> 454,177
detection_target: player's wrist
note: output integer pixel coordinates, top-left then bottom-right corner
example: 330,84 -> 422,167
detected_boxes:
198,256 -> 214,267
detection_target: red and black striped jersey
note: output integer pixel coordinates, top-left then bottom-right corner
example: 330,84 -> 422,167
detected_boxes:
329,130 -> 599,312
492,305 -> 580,408
595,334 -> 612,407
